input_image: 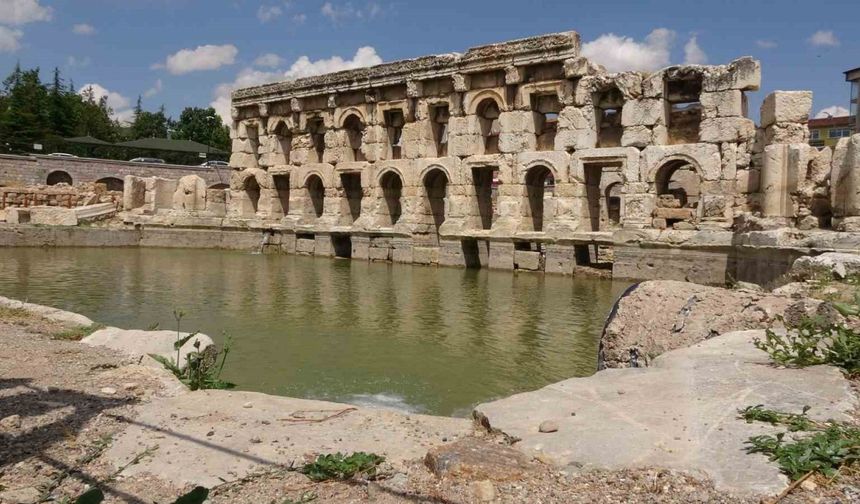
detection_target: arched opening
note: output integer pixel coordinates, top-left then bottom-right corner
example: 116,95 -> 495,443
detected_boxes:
525,166 -> 555,232
210,183 -> 230,190
243,176 -> 261,215
343,114 -> 366,162
654,159 -> 701,228
605,182 -> 622,226
96,177 -> 124,192
423,168 -> 448,231
380,171 -> 403,226
270,120 -> 292,164
47,171 -> 73,186
306,174 -> 325,219
476,98 -> 501,155
308,117 -> 326,163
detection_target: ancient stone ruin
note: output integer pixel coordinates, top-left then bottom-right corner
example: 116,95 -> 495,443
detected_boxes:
122,30 -> 860,279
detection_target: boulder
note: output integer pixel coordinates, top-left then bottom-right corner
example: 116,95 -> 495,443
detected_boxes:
424,438 -> 532,481
28,206 -> 77,226
598,281 -> 796,368
790,252 -> 860,281
82,327 -> 214,369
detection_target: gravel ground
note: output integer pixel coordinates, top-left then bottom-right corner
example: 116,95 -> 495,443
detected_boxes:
0,309 -> 858,503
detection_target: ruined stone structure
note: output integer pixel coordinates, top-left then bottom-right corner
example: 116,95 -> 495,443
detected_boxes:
122,30 -> 860,279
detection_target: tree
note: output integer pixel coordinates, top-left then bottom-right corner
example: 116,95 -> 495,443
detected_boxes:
48,67 -> 76,138
174,106 -> 230,153
0,67 -> 50,152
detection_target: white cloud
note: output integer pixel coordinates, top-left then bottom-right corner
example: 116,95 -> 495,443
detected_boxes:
156,44 -> 239,75
65,55 -> 91,68
683,35 -> 707,65
72,23 -> 95,35
292,13 -> 307,24
582,28 -> 675,72
79,83 -> 135,123
808,30 -> 839,47
254,52 -> 283,68
257,4 -> 282,23
0,0 -> 53,25
756,39 -> 778,49
0,26 -> 23,53
321,2 -> 381,23
144,79 -> 163,98
210,46 -> 383,123
815,106 -> 850,119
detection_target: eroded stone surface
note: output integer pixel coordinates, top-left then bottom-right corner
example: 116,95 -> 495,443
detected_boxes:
475,330 -> 856,496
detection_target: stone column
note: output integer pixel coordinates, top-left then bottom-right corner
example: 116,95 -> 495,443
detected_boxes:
832,135 -> 860,231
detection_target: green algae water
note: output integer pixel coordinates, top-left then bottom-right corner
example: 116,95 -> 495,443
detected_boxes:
0,247 -> 629,416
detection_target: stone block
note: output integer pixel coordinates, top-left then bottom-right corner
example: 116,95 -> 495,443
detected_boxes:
488,241 -> 514,270
653,207 -> 695,220
700,90 -> 743,119
544,244 -> 574,275
412,246 -> 439,265
4,207 -> 30,224
29,206 -> 78,226
351,236 -> 370,260
621,126 -> 652,148
295,237 -> 315,255
368,245 -> 391,261
621,99 -> 664,127
314,235 -> 333,257
760,91 -> 812,127
514,250 -> 542,271
764,123 -> 809,145
699,117 -> 755,143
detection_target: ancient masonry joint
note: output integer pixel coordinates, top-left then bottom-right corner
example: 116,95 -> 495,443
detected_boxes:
122,30 -> 860,274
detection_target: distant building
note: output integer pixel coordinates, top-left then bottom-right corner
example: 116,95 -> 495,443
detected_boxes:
809,115 -> 854,147
847,67 -> 860,134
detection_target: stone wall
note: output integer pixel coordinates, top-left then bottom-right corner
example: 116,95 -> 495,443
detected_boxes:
0,154 -> 228,189
119,29 -> 860,277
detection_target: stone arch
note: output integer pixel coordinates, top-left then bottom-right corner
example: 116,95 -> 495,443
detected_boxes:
305,173 -> 325,219
243,175 -> 261,214
524,165 -> 556,232
378,170 -> 403,226
422,168 -> 449,231
342,113 -> 366,162
521,158 -> 562,185
335,106 -> 368,128
653,156 -> 703,208
47,171 -> 73,186
466,89 -> 507,115
96,177 -> 124,192
605,181 -> 623,226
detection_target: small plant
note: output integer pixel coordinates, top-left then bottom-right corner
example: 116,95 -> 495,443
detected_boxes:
739,405 -> 815,431
149,309 -> 235,391
755,315 -> 860,375
300,452 -> 385,482
52,323 -> 105,341
746,424 -> 860,480
69,486 -> 208,504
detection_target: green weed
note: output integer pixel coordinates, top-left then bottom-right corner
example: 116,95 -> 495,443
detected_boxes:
755,316 -> 860,375
746,424 -> 860,480
300,452 -> 385,482
739,405 -> 815,431
51,323 -> 105,341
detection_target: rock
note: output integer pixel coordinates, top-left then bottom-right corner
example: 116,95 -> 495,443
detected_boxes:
475,330 -> 855,496
1,414 -> 22,429
0,486 -> 41,504
100,387 -> 117,395
800,479 -> 817,491
470,480 -> 496,502
82,327 -> 214,371
771,282 -> 810,298
791,253 -> 860,281
538,420 -> 559,433
733,281 -> 763,292
598,281 -> 795,368
424,437 -> 532,481
123,382 -> 138,391
242,402 -> 253,408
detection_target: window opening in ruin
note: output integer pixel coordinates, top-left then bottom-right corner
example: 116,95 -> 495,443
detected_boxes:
340,172 -> 362,223
654,159 -> 701,228
271,120 -> 292,165
244,176 -> 261,216
273,174 -> 290,217
666,78 -> 703,144
606,182 -> 622,226
431,105 -> 450,157
574,244 -> 592,266
246,124 -> 261,162
532,94 -> 561,151
46,171 -> 73,186
308,118 -> 326,163
343,114 -> 366,162
477,99 -> 501,154
423,168 -> 448,232
583,164 -> 604,231
96,177 -> 124,192
332,234 -> 352,258
306,174 -> 325,219
525,165 -> 555,232
384,109 -> 405,160
380,171 -> 403,226
472,167 -> 496,230
596,88 -> 623,148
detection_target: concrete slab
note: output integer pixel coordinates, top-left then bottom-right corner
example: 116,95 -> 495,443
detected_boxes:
474,330 -> 857,496
104,390 -> 472,488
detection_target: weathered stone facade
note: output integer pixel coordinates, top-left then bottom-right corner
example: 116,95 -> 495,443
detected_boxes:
123,30 -> 860,275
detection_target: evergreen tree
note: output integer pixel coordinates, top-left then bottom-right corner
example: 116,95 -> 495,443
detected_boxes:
174,106 -> 230,152
0,67 -> 50,152
48,67 -> 75,138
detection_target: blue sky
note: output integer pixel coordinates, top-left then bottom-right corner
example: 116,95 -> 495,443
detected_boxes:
0,0 -> 857,125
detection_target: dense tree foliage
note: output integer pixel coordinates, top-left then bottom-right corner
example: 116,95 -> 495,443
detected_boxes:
0,65 -> 230,163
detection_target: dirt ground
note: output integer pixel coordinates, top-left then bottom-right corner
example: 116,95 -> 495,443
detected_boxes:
1,309 -> 859,504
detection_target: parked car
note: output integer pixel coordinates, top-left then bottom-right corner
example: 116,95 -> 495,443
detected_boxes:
130,157 -> 166,164
48,152 -> 78,158
200,160 -> 229,167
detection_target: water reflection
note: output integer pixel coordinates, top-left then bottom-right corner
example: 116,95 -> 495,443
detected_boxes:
0,248 -> 629,416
